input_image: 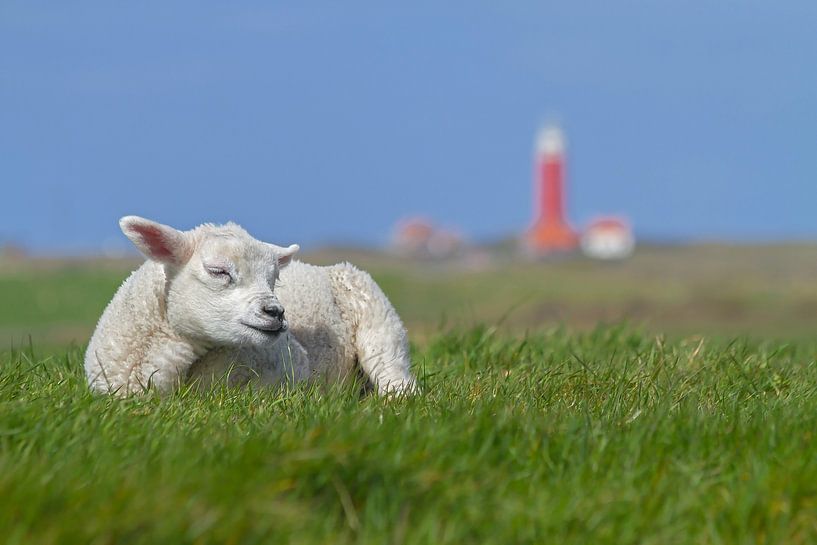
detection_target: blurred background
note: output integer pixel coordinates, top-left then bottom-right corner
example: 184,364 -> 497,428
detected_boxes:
3,2 -> 817,348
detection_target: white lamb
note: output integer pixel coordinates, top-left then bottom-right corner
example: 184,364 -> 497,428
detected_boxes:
84,216 -> 416,396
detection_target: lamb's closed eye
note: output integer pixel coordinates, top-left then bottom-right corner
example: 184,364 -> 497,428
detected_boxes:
205,265 -> 232,280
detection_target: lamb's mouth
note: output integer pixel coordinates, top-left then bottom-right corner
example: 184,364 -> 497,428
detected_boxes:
241,320 -> 287,334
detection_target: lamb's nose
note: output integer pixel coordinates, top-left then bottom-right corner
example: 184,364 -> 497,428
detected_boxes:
262,303 -> 285,320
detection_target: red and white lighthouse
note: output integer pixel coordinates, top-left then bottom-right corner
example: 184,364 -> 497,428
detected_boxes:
526,125 -> 579,253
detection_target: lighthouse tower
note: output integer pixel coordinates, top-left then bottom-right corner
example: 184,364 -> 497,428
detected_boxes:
526,125 -> 579,253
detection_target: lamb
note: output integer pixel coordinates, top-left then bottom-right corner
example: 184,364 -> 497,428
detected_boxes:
84,216 -> 416,396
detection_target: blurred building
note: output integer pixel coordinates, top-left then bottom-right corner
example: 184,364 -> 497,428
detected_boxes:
580,217 -> 635,260
392,217 -> 463,258
525,125 -> 579,254
0,242 -> 27,260
524,123 -> 635,259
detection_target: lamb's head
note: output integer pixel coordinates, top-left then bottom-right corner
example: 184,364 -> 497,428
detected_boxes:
119,216 -> 299,348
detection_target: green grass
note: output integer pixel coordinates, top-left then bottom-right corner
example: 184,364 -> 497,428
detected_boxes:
0,263 -> 130,352
3,246 -> 817,542
3,327 -> 817,544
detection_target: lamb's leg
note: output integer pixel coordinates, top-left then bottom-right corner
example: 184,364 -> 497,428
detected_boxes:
137,337 -> 204,394
331,265 -> 416,395
87,335 -> 202,396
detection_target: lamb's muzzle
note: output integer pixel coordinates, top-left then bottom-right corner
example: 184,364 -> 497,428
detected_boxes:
261,302 -> 285,320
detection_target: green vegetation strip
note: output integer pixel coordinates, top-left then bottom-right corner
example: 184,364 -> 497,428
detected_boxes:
2,327 -> 817,544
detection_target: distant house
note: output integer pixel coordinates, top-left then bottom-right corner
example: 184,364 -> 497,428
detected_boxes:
392,217 -> 463,258
580,217 -> 635,260
0,242 -> 27,260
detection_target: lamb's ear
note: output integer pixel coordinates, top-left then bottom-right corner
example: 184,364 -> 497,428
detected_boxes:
119,216 -> 192,266
271,243 -> 299,268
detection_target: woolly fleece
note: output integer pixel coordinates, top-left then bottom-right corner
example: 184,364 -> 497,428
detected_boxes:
84,217 -> 415,396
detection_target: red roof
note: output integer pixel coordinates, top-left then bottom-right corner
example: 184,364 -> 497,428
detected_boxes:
586,217 -> 631,233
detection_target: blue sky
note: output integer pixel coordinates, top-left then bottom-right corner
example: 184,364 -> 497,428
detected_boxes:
2,2 -> 817,252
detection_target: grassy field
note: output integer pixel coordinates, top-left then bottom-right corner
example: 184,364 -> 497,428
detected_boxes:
4,243 -> 817,349
2,245 -> 817,543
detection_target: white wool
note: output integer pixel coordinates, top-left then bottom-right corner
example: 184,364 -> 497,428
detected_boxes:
85,216 -> 415,396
